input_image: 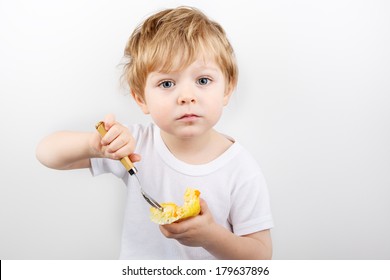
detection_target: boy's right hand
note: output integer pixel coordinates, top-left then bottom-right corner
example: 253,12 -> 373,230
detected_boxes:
90,114 -> 141,163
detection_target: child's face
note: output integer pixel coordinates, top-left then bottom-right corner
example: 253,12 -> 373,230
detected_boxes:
135,56 -> 233,139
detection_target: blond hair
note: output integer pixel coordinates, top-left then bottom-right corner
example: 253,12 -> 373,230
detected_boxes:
123,6 -> 238,100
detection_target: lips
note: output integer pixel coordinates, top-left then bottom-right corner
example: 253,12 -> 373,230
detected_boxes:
177,114 -> 200,121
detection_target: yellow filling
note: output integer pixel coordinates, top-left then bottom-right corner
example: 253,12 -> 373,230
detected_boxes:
150,188 -> 201,224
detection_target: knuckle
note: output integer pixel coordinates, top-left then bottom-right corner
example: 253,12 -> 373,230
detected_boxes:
110,125 -> 120,135
168,225 -> 182,235
160,226 -> 173,238
111,152 -> 119,160
119,136 -> 127,147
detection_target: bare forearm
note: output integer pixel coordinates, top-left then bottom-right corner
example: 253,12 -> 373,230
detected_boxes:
204,225 -> 272,260
36,131 -> 96,170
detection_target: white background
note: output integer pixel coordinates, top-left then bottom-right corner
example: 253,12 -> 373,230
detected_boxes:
1,0 -> 389,259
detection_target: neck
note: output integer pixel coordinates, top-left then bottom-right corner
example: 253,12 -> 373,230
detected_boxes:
160,129 -> 232,165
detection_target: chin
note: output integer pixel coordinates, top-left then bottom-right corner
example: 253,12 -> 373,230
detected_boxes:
163,125 -> 203,138
179,126 -> 213,138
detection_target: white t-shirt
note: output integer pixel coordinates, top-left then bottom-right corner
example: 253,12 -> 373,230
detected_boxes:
90,123 -> 273,259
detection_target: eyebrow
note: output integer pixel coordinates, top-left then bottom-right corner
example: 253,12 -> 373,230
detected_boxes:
147,59 -> 222,82
147,72 -> 172,81
192,60 -> 221,72
152,65 -> 220,76
195,65 -> 220,73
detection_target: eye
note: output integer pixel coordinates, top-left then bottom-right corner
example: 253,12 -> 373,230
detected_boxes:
158,80 -> 175,89
197,77 -> 211,86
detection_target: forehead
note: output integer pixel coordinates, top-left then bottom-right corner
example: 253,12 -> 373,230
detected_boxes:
149,56 -> 221,78
153,49 -> 221,73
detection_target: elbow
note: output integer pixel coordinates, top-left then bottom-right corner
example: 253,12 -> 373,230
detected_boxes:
260,239 -> 273,260
261,240 -> 273,260
35,139 -> 50,167
263,247 -> 273,260
251,246 -> 272,260
35,137 -> 58,169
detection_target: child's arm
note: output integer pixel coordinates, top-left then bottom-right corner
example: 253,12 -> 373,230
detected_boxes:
36,131 -> 97,169
36,115 -> 138,170
159,199 -> 272,259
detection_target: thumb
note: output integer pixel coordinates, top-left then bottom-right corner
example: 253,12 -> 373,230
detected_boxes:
129,153 -> 142,163
103,114 -> 116,130
199,198 -> 208,215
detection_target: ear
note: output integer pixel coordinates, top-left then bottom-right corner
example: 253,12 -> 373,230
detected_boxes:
131,90 -> 150,114
223,81 -> 235,106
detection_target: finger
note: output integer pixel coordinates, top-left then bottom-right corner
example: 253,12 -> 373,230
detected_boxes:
101,123 -> 122,145
105,132 -> 129,153
129,153 -> 142,163
161,222 -> 187,235
103,114 -> 116,131
159,224 -> 179,239
159,224 -> 186,239
106,145 -> 128,160
199,198 -> 208,214
159,225 -> 170,237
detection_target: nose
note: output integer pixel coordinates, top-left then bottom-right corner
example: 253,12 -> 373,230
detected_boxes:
177,89 -> 197,105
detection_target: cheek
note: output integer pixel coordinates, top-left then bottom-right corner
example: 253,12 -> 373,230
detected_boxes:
207,95 -> 225,112
202,99 -> 224,121
148,102 -> 171,123
210,106 -> 223,120
210,97 -> 226,120
150,109 -> 165,120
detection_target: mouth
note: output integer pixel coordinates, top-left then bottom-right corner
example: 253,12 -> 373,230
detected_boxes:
177,114 -> 200,121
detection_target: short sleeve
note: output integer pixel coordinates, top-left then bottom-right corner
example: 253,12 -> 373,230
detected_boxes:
90,157 -> 127,179
229,172 -> 274,236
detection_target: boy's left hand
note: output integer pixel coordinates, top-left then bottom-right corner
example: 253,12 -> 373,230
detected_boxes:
159,199 -> 215,247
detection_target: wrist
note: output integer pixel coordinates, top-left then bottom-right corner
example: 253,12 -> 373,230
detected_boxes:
202,222 -> 225,250
88,131 -> 104,158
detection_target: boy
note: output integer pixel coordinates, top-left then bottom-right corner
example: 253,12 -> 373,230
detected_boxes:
36,6 -> 273,259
